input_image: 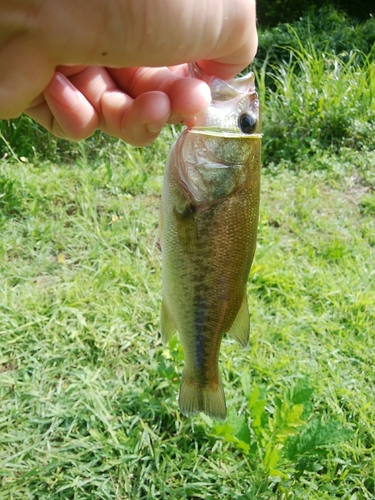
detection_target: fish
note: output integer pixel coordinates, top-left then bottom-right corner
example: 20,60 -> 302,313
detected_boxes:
160,63 -> 261,420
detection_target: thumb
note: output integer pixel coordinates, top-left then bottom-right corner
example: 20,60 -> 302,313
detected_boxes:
0,38 -> 55,118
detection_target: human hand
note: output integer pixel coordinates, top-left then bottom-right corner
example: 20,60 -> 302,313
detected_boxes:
0,0 -> 258,145
24,64 -> 212,146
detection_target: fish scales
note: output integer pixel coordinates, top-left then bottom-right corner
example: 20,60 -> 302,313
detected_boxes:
160,64 -> 261,420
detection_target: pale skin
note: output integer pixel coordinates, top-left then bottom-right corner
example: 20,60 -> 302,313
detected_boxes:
0,0 -> 258,146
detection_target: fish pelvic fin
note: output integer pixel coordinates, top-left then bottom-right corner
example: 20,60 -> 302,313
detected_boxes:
179,371 -> 227,420
161,298 -> 175,345
227,296 -> 250,348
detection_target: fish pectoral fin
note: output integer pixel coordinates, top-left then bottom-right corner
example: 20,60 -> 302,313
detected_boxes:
160,299 -> 176,345
179,371 -> 227,420
173,205 -> 198,254
227,296 -> 250,348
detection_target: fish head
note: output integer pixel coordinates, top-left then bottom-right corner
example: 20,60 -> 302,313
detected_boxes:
190,62 -> 261,135
178,64 -> 262,204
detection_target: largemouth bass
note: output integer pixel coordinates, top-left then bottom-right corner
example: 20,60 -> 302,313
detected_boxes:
160,63 -> 261,420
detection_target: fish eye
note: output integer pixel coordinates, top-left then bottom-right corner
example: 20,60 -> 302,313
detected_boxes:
239,112 -> 257,134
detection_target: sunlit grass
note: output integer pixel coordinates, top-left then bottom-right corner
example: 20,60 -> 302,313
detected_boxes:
1,130 -> 374,498
257,32 -> 375,165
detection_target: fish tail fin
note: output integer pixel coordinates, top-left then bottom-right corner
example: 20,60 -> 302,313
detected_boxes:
179,371 -> 227,420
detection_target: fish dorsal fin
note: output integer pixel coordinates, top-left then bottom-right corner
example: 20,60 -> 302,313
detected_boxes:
161,299 -> 176,345
227,295 -> 250,348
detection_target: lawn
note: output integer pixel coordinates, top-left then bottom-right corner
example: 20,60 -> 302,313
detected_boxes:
0,8 -> 374,500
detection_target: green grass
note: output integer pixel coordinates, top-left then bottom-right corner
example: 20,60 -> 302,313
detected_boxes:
256,33 -> 375,165
255,6 -> 375,69
1,10 -> 375,499
1,136 -> 374,499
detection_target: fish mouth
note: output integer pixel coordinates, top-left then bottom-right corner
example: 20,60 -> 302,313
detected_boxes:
189,126 -> 262,139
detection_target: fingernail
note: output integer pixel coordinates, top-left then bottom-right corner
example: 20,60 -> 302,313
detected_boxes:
183,117 -> 196,128
198,82 -> 212,105
146,121 -> 164,134
48,73 -> 79,108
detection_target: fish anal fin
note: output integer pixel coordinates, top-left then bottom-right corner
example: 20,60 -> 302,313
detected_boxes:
161,299 -> 175,345
227,296 -> 250,348
179,371 -> 227,420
